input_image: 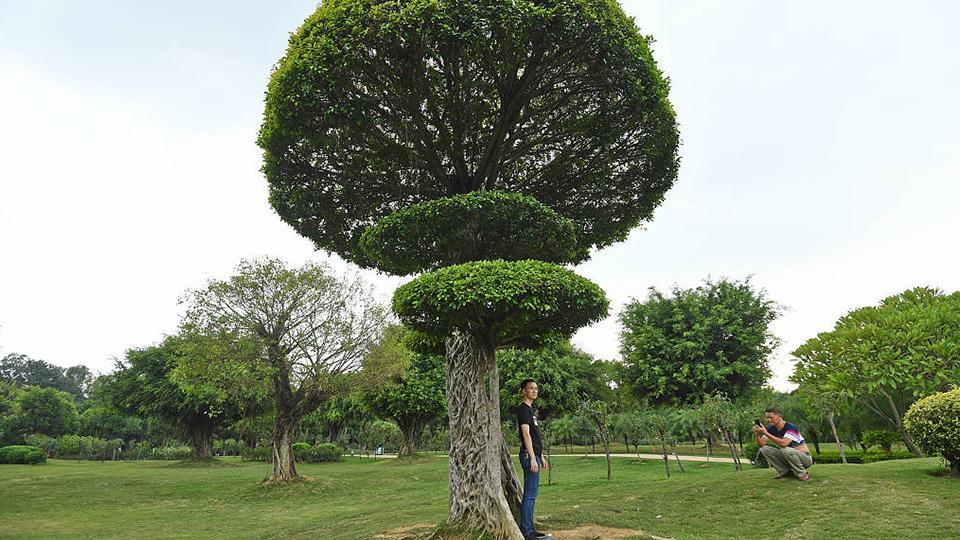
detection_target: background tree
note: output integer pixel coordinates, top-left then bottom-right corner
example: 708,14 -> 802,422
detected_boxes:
498,338 -> 606,425
642,408 -> 682,478
792,287 -> 960,455
365,326 -> 446,455
4,387 -> 78,441
102,338 -> 235,460
78,406 -> 142,442
795,384 -> 848,463
698,393 -> 742,471
258,0 -> 679,534
619,278 -> 779,406
182,258 -> 386,481
317,393 -> 369,447
0,354 -> 92,400
548,416 -> 576,454
577,399 -> 614,480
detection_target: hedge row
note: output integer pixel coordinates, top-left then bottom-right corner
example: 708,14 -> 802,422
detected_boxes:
0,445 -> 47,464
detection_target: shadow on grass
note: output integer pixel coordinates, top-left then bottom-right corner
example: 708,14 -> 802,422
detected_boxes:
925,467 -> 960,479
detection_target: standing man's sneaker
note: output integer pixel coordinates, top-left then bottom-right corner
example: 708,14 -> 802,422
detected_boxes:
534,530 -> 549,538
797,472 -> 810,481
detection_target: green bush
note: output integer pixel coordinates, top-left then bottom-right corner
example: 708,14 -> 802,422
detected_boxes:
24,434 -> 58,458
240,445 -> 272,462
0,445 -> 47,464
124,441 -> 153,460
57,434 -> 85,456
294,442 -> 343,463
214,438 -> 243,456
151,446 -> 192,460
812,449 -> 914,464
743,441 -> 768,468
904,387 -> 960,472
861,429 -> 901,453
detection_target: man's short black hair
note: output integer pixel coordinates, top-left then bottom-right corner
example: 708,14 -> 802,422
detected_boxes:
765,406 -> 783,416
520,379 -> 536,391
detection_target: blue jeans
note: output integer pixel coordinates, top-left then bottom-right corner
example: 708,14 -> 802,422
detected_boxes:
519,451 -> 542,536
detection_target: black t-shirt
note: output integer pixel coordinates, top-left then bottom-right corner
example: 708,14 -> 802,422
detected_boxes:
517,402 -> 543,455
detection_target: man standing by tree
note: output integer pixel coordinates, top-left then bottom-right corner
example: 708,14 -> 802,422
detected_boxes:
753,406 -> 812,481
517,379 -> 548,540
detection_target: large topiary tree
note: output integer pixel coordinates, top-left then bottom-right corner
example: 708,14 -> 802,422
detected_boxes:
258,0 -> 679,535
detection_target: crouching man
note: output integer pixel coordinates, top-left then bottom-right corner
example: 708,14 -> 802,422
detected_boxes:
753,406 -> 813,481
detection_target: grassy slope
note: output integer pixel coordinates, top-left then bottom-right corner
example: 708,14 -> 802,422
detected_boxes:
0,456 -> 957,539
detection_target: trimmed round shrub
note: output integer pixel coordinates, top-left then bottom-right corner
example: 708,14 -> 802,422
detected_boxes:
313,443 -> 343,463
393,259 -> 609,344
904,387 -> 960,472
360,191 -> 585,274
0,445 -> 47,464
293,442 -> 343,463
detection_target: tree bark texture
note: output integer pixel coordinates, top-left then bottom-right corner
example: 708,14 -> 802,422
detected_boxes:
603,439 -> 612,481
670,440 -> 686,473
271,412 -> 302,481
658,435 -> 671,478
826,412 -> 847,464
398,416 -> 427,456
721,429 -> 742,471
444,331 -> 523,539
186,414 -> 213,460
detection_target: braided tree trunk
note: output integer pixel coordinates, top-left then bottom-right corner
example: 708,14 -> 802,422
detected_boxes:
445,330 -> 524,539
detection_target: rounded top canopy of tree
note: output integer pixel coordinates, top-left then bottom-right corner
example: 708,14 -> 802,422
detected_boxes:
393,259 -> 608,346
360,191 -> 585,274
259,0 -> 680,265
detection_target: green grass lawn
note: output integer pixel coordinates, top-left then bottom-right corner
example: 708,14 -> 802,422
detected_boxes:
1,455 -> 957,539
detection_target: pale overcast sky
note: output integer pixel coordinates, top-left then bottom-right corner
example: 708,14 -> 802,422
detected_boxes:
1,1 -> 958,390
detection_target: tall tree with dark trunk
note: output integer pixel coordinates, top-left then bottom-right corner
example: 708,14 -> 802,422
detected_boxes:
258,0 -> 679,534
103,339 -> 232,460
792,287 -> 960,456
182,258 -> 386,482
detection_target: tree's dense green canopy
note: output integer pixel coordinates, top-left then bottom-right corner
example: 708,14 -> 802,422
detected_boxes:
360,191 -> 583,274
619,278 -> 779,406
259,0 -> 680,264
791,287 -> 960,454
393,259 -> 608,344
1,353 -> 93,400
3,387 -> 79,440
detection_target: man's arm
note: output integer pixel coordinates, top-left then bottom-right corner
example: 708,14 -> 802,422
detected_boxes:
521,424 -> 539,473
754,430 -> 769,447
759,428 -> 790,448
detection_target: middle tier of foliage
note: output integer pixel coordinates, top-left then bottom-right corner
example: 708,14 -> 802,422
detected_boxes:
393,259 -> 608,344
360,191 -> 586,274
